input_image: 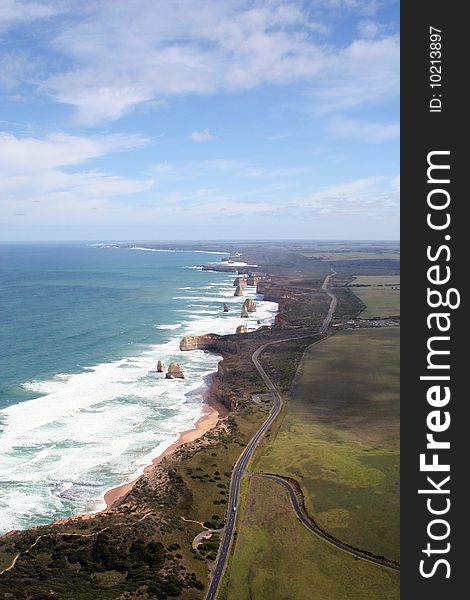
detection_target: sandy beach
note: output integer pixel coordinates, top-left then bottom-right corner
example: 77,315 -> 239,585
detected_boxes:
104,375 -> 227,509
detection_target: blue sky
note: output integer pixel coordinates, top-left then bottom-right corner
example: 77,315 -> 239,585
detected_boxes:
0,0 -> 399,241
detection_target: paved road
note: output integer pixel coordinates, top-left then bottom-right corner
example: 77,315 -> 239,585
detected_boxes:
205,272 -> 337,600
257,473 -> 400,571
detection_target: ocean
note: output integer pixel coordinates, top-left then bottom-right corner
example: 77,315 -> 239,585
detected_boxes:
0,242 -> 276,534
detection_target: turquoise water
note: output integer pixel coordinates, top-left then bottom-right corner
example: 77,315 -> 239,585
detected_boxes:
0,243 -> 276,533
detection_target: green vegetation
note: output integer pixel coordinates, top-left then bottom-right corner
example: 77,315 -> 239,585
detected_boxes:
300,251 -> 400,261
223,476 -> 399,600
257,336 -> 321,392
349,275 -> 400,317
197,534 -> 220,561
176,409 -> 270,524
257,329 -> 400,561
351,276 -> 400,286
0,527 -> 204,599
330,285 -> 365,322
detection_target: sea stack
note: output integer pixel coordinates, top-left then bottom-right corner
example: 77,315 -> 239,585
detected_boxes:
223,303 -> 229,312
166,363 -> 185,379
233,276 -> 247,287
236,325 -> 248,334
243,298 -> 257,313
234,285 -> 243,297
156,360 -> 165,373
241,305 -> 249,318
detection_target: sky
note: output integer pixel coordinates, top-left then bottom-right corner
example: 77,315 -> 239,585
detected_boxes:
0,0 -> 399,241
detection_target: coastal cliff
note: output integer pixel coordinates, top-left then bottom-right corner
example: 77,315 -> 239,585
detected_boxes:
247,273 -> 265,286
180,334 -> 238,355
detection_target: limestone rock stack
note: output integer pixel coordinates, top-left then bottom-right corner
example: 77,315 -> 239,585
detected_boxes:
166,363 -> 185,379
223,303 -> 229,312
243,298 -> 257,313
234,285 -> 243,297
241,305 -> 249,318
233,276 -> 247,287
156,360 -> 165,373
236,325 -> 248,334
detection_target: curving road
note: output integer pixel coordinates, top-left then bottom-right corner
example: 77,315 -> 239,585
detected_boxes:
257,473 -> 400,571
205,272 -> 337,600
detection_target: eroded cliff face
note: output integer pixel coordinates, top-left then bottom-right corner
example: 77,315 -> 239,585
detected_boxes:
262,286 -> 297,303
201,264 -> 238,272
179,335 -> 244,411
216,362 -> 239,410
179,334 -> 238,355
274,313 -> 289,327
246,273 -> 265,286
256,281 -> 268,294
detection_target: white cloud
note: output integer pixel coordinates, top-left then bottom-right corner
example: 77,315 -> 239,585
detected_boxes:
0,1 -> 399,124
0,131 -> 154,220
0,131 -> 148,173
179,199 -> 275,216
309,34 -> 399,114
311,0 -> 379,17
357,19 -> 383,39
199,160 -> 307,178
149,159 -> 308,182
299,175 -> 399,214
191,129 -> 216,142
0,0 -> 59,31
25,1 -> 331,123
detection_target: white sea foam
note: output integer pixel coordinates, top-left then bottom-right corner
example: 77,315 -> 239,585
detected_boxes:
130,247 -> 169,252
193,251 -> 230,255
216,261 -> 258,267
93,244 -> 229,256
0,270 -> 277,533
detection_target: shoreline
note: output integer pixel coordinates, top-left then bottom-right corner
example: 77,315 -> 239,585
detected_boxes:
103,374 -> 228,509
102,276 -> 274,511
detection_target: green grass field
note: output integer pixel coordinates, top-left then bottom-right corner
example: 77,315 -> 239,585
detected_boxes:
301,251 -> 401,261
350,275 -> 400,317
222,476 -> 399,600
256,329 -> 400,562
